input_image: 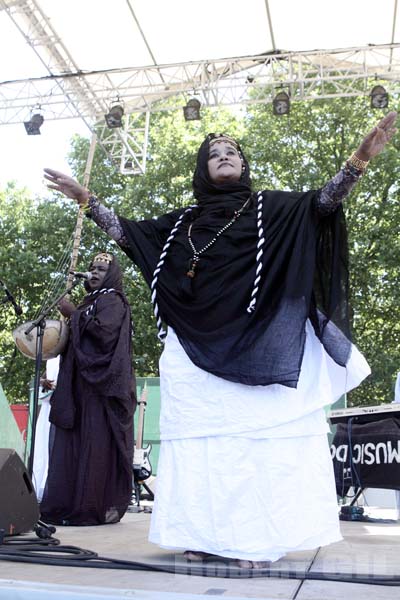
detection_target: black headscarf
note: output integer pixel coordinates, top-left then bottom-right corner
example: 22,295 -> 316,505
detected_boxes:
82,253 -> 123,295
192,133 -> 252,208
119,134 -> 351,387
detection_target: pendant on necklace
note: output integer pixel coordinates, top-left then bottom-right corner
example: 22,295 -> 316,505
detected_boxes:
186,257 -> 199,279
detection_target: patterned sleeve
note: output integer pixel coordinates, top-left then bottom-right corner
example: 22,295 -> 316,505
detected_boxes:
315,162 -> 364,216
85,196 -> 129,247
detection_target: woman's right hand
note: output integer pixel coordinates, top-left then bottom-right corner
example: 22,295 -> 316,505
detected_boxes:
40,378 -> 56,391
44,168 -> 89,206
58,297 -> 76,318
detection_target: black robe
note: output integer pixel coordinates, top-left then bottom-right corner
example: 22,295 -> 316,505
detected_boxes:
40,290 -> 135,526
118,133 -> 351,388
119,190 -> 350,387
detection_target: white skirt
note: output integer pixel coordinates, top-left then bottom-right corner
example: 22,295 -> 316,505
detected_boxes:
149,322 -> 370,561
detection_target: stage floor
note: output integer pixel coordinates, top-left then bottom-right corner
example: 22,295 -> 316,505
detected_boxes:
0,505 -> 400,599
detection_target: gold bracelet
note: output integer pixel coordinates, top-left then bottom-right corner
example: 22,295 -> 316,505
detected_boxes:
79,193 -> 94,212
347,153 -> 369,171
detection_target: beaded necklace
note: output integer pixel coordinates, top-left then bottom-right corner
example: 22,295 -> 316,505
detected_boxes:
186,195 -> 251,278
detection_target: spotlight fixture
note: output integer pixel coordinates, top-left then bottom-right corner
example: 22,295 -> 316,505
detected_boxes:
370,85 -> 389,109
105,103 -> 124,128
24,112 -> 44,135
183,98 -> 201,121
273,91 -> 290,116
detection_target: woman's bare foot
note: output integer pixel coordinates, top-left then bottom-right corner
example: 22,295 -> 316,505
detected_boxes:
184,552 -> 270,568
236,560 -> 270,569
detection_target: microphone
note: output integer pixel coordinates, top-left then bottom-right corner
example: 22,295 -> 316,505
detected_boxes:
0,280 -> 23,316
69,271 -> 93,280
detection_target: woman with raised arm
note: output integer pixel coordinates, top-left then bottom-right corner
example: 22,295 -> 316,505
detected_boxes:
45,111 -> 396,566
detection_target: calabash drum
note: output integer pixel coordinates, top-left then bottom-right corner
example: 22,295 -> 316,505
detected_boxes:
12,319 -> 69,360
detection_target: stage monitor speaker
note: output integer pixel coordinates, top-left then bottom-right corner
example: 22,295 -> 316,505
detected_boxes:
0,448 -> 39,535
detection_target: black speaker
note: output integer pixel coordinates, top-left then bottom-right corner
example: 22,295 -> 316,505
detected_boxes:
0,448 -> 39,535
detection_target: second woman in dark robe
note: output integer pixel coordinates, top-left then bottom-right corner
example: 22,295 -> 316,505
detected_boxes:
40,252 -> 136,526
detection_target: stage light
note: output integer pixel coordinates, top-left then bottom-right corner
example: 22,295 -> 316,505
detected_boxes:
24,113 -> 44,135
370,85 -> 389,109
273,91 -> 290,116
105,104 -> 124,128
183,98 -> 201,121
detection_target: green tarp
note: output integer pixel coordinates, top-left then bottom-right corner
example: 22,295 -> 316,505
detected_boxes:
0,383 -> 25,459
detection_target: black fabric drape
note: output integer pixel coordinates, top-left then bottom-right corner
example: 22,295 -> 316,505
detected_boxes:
119,134 -> 351,387
48,290 -> 134,429
119,189 -> 350,387
310,206 -> 352,366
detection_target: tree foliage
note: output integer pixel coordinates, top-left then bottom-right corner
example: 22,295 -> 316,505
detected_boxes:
1,100 -> 400,406
0,184 -> 77,401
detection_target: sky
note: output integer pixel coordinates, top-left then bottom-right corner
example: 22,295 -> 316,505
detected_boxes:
0,119 -> 89,196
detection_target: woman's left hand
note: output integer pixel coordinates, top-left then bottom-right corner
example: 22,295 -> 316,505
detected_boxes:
355,111 -> 397,161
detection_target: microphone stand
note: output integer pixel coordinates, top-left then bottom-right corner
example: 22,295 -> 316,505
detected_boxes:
25,278 -> 82,480
0,279 -> 22,316
23,278 -> 83,539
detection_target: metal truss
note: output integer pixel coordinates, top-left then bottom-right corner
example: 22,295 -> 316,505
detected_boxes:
1,0 -> 400,174
96,111 -> 150,176
0,0 -> 150,174
2,42 -> 400,123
